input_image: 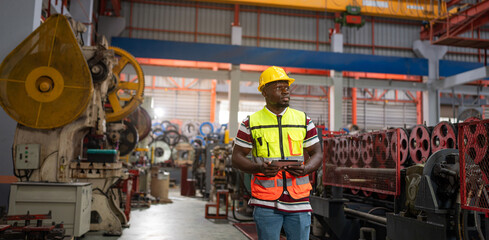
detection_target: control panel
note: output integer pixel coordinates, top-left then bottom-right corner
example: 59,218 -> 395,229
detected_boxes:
15,144 -> 40,169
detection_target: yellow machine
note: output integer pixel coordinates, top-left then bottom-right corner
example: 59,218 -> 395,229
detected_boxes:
0,14 -> 144,236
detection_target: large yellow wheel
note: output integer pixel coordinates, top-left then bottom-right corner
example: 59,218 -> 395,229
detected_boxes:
0,14 -> 92,129
106,47 -> 144,122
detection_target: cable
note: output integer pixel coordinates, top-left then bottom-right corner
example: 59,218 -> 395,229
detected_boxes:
38,150 -> 59,182
93,187 -> 111,199
474,211 -> 485,240
367,206 -> 390,215
232,199 -> 254,222
14,169 -> 28,181
26,170 -> 33,182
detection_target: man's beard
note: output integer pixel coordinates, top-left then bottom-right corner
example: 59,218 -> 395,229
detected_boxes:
277,102 -> 289,108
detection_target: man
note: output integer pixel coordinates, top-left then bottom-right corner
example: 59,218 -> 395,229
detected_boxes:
232,66 -> 322,240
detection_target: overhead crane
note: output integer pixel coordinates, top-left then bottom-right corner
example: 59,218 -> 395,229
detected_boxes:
194,0 -> 448,20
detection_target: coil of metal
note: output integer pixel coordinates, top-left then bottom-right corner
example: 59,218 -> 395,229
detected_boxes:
160,130 -> 185,147
165,124 -> 179,132
409,125 -> 432,164
199,122 -> 215,136
181,120 -> 200,139
390,128 -> 409,166
149,140 -> 172,163
431,121 -> 457,153
361,134 -> 374,166
160,120 -> 172,131
152,127 -> 164,137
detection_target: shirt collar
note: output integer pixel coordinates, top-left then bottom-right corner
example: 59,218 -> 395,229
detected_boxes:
265,106 -> 288,116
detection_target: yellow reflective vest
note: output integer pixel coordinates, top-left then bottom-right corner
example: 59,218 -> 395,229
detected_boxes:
249,107 -> 312,200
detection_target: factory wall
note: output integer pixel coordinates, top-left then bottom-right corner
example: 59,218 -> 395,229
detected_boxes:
349,88 -> 418,130
144,76 -> 213,122
0,0 -> 43,212
147,74 -> 417,131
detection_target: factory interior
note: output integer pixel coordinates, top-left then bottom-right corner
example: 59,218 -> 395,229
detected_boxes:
1,0 -> 489,239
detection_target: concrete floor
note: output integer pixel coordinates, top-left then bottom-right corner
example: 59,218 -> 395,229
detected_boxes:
83,188 -> 250,240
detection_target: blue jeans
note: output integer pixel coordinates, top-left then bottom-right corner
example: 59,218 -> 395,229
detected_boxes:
253,206 -> 311,240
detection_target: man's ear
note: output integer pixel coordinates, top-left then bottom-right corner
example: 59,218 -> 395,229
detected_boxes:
261,90 -> 267,98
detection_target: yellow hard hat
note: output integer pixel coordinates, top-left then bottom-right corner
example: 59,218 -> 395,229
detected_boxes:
258,66 -> 295,92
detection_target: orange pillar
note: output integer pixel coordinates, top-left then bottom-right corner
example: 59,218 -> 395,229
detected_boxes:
417,91 -> 423,124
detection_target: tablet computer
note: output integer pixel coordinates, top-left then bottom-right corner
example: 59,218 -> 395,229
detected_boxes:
271,160 -> 301,167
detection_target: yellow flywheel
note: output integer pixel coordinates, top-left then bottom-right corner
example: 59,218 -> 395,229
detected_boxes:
106,46 -> 144,122
0,14 -> 92,129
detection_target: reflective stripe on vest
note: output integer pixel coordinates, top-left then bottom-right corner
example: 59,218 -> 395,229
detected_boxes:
276,176 -> 309,187
296,176 -> 309,185
255,178 -> 275,188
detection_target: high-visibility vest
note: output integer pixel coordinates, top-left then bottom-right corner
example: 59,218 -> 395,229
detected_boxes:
249,107 -> 312,200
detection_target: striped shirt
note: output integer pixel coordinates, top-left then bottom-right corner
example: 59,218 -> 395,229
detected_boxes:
235,107 -> 319,212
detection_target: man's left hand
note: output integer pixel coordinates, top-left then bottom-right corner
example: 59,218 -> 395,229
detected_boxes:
284,164 -> 307,177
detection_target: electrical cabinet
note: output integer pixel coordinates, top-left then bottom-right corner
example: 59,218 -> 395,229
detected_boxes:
15,144 -> 40,169
8,182 -> 92,237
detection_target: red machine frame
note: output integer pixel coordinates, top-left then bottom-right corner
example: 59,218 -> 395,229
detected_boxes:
459,118 -> 489,213
322,129 -> 401,196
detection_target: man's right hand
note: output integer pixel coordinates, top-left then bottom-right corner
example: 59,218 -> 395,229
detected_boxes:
232,145 -> 280,177
259,162 -> 281,177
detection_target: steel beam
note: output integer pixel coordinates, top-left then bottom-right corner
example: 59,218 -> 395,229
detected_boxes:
413,40 -> 447,126
112,37 -> 430,76
228,66 -> 241,138
113,37 -> 488,78
330,71 -> 343,131
343,78 -> 425,91
139,66 -> 231,80
439,85 -> 489,96
138,65 -> 489,96
433,66 -> 489,89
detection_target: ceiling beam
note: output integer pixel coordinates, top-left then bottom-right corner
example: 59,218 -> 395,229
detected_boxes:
433,66 -> 489,89
136,65 -> 489,96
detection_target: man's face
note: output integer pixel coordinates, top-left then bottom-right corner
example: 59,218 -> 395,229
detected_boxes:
262,80 -> 290,108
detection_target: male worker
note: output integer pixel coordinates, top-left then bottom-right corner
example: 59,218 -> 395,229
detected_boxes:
232,66 -> 322,240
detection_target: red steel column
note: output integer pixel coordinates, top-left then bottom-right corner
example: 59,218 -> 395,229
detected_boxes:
417,91 -> 423,124
233,4 -> 240,26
